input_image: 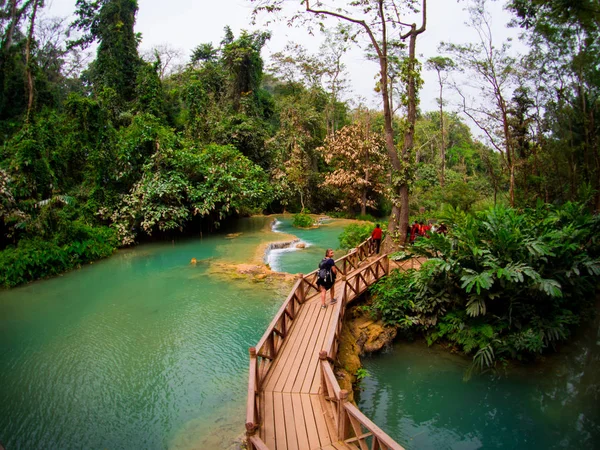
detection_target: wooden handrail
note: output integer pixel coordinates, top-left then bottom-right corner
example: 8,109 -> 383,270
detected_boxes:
247,435 -> 270,450
246,347 -> 258,435
344,403 -> 405,450
254,276 -> 302,353
318,251 -> 403,448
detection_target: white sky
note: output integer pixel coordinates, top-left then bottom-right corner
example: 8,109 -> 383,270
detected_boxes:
43,0 -> 524,116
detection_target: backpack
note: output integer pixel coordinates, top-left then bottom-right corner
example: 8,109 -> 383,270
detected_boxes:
318,258 -> 332,282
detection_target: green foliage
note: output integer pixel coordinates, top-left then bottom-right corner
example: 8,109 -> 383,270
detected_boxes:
338,222 -> 382,250
370,270 -> 418,327
73,0 -> 141,104
354,368 -> 369,382
292,213 -> 313,228
111,142 -> 272,244
0,224 -> 117,288
370,202 -> 600,374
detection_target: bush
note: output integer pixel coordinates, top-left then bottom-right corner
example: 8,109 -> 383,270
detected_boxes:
370,202 -> 600,373
292,213 -> 313,228
0,225 -> 117,288
339,222 -> 375,249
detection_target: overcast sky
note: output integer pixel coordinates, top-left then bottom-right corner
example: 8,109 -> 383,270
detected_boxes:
43,0 -> 523,116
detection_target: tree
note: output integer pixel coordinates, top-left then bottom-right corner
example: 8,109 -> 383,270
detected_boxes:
24,0 -> 41,121
140,43 -> 183,79
318,109 -> 387,215
507,0 -> 600,209
221,29 -> 270,112
71,0 -> 141,104
441,0 -> 519,206
426,56 -> 455,187
251,0 -> 427,248
268,82 -> 326,212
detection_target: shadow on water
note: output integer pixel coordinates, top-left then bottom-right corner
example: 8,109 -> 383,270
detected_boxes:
356,306 -> 600,450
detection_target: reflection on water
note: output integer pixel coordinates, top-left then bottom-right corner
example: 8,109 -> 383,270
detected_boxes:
357,312 -> 600,450
0,216 -> 349,450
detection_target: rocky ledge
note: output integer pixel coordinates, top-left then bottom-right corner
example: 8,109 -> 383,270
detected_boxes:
335,302 -> 397,403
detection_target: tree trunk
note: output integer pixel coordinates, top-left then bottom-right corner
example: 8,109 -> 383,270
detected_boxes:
439,75 -> 446,187
379,41 -> 405,251
25,0 -> 39,122
396,27 -> 420,243
2,0 -> 20,53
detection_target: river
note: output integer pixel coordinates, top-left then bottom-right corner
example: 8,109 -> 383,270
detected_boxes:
1,216 -> 598,449
0,216 -> 349,449
356,310 -> 600,449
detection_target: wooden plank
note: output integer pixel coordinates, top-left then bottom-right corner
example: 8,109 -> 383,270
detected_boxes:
282,392 -> 299,450
278,300 -> 323,392
274,392 -> 288,450
288,301 -> 326,393
318,375 -> 339,440
331,442 -> 353,449
263,391 -> 276,450
311,393 -> 334,446
295,298 -> 334,393
264,296 -> 315,392
306,292 -> 343,394
291,393 -> 310,450
248,435 -> 270,450
300,393 -> 321,450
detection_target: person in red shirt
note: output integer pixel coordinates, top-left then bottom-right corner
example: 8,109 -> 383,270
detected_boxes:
371,224 -> 383,254
410,221 -> 419,243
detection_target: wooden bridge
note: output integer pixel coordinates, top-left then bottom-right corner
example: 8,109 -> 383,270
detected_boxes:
245,238 -> 413,450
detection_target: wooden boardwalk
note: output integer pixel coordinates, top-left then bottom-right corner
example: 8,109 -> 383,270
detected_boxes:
246,239 -> 416,450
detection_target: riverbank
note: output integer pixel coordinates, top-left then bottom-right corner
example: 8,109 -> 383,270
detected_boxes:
335,298 -> 398,403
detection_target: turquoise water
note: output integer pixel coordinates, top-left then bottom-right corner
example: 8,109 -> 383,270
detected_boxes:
357,319 -> 600,449
268,217 -> 349,275
0,216 -> 349,449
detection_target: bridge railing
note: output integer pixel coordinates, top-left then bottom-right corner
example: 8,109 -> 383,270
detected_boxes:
246,236 -> 375,441
319,254 -> 406,450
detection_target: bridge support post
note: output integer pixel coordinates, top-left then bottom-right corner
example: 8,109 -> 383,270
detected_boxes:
319,350 -> 328,399
246,347 -> 259,441
297,273 -> 305,303
338,389 -> 349,440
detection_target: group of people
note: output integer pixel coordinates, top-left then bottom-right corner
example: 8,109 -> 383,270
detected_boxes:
408,220 -> 447,243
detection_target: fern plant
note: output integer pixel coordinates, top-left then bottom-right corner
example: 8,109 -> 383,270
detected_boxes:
370,202 -> 600,375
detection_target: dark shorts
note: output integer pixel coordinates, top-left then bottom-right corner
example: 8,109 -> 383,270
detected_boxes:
317,277 -> 335,290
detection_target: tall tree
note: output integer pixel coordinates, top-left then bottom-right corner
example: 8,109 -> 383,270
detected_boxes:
252,0 -> 427,248
24,0 -> 41,121
426,56 -> 455,187
507,0 -> 600,209
71,0 -> 141,104
318,108 -> 387,215
442,0 -> 518,206
221,29 -> 270,112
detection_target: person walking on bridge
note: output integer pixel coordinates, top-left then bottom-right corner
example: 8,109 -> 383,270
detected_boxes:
317,249 -> 337,309
371,224 -> 383,254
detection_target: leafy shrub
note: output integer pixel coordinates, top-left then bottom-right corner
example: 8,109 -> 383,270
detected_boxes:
370,202 -> 600,373
356,213 -> 378,222
0,225 -> 117,288
292,213 -> 313,228
338,222 -> 374,249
